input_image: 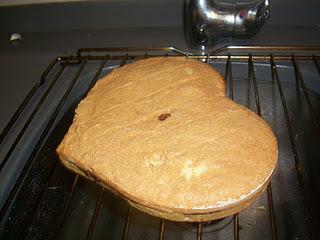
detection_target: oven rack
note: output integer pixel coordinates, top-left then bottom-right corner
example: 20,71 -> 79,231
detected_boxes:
0,46 -> 320,240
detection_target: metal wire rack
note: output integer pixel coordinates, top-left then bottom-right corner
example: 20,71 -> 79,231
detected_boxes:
0,46 -> 319,240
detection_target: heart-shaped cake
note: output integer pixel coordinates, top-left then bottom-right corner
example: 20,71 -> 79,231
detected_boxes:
57,57 -> 278,222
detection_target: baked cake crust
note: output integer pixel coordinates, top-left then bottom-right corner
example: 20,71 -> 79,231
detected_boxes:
56,57 -> 278,222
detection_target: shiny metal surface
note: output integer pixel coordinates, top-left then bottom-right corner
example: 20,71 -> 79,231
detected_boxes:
184,0 -> 270,47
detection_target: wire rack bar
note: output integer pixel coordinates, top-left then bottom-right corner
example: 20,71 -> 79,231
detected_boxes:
120,54 -> 129,67
228,55 -> 234,100
248,54 -> 262,115
159,219 -> 165,240
88,55 -> 109,89
86,188 -> 104,240
210,45 -> 320,55
206,54 -> 210,64
53,174 -> 80,239
313,55 -> 320,76
249,55 -> 278,240
58,55 -> 320,62
291,55 -> 320,130
292,57 -> 301,89
196,223 -> 203,240
233,214 -> 239,240
271,55 -> 314,240
77,45 -> 320,57
122,206 -> 133,240
0,63 -> 66,173
267,185 -> 277,240
225,54 -> 233,100
77,46 -> 187,57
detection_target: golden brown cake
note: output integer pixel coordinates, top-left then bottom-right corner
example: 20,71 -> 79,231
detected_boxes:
56,57 -> 278,222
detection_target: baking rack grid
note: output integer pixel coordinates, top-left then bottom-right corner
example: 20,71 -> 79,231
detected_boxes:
0,46 -> 320,240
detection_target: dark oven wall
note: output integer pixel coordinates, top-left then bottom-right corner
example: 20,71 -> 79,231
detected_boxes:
0,0 -> 320,33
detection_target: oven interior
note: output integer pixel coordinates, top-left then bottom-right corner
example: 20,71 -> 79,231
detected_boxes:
0,46 -> 319,240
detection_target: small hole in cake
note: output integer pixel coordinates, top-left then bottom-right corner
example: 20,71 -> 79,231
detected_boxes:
158,113 -> 171,121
